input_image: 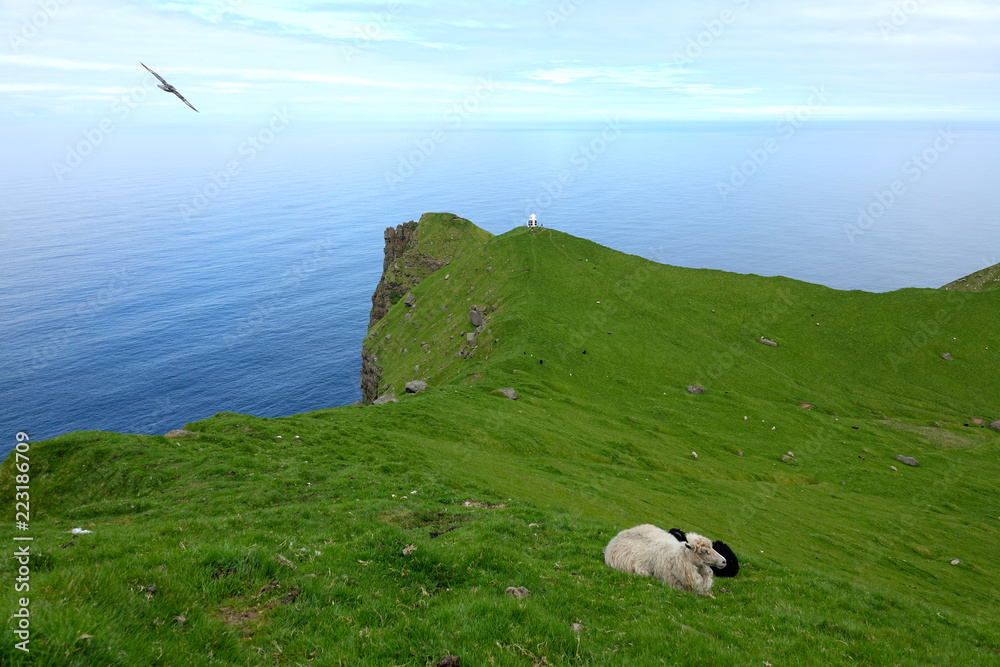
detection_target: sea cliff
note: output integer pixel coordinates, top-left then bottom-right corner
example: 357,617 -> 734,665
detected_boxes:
360,212 -> 492,402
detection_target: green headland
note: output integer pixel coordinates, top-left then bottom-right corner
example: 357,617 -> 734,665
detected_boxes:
3,213 -> 999,665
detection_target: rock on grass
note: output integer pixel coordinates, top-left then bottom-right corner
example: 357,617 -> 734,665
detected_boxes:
405,380 -> 428,393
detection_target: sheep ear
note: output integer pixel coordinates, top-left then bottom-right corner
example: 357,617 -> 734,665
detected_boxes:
684,543 -> 693,550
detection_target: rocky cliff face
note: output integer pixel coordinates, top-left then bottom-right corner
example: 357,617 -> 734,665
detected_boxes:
368,221 -> 419,329
360,219 -> 449,403
360,344 -> 383,405
359,213 -> 491,404
360,223 -> 418,403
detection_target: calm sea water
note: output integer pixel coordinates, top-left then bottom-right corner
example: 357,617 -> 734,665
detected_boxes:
2,121 -> 999,455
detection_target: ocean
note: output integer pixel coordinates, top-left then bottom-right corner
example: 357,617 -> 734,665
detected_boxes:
2,121 -> 999,456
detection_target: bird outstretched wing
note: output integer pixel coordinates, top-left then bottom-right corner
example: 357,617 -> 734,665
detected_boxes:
172,91 -> 198,113
140,62 -> 168,86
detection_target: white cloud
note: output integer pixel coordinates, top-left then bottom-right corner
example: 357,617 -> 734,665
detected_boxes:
0,0 -> 997,121
528,65 -> 755,96
0,55 -> 127,71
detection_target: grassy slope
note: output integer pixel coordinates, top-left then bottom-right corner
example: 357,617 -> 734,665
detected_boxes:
3,218 -> 999,666
941,261 -> 1000,292
371,212 -> 492,314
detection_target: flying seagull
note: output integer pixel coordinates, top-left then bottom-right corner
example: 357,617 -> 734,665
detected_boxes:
141,62 -> 198,112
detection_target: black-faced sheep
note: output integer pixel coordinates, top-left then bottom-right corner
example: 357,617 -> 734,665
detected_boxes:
604,524 -> 726,596
669,528 -> 740,578
709,540 -> 739,578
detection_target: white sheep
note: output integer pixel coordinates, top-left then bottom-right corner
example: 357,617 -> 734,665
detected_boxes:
604,524 -> 726,597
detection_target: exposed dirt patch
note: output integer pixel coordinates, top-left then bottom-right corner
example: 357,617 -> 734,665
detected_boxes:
279,586 -> 300,605
382,508 -> 471,533
216,607 -> 261,627
255,581 -> 281,598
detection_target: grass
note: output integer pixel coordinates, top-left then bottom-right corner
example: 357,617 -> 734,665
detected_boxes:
941,260 -> 1000,292
3,215 -> 999,665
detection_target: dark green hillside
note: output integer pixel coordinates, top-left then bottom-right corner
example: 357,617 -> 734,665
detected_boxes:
3,214 -> 999,666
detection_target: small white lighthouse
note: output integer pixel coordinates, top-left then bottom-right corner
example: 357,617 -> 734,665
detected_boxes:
526,214 -> 539,229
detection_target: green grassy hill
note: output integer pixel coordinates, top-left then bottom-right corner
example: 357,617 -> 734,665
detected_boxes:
942,261 -> 1000,292
3,214 -> 999,666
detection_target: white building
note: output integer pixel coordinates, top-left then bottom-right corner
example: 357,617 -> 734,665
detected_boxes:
527,214 -> 539,228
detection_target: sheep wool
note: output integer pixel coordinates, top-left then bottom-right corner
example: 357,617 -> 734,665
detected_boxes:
604,524 -> 727,597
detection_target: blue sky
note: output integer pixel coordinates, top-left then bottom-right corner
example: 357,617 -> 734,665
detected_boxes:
2,0 -> 999,124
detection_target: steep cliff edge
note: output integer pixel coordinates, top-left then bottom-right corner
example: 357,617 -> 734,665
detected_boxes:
360,212 -> 493,403
368,221 -> 423,329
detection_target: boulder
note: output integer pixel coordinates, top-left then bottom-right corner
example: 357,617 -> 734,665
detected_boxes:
404,293 -> 416,308
687,385 -> 705,394
991,420 -> 1000,432
469,307 -> 483,327
373,392 -> 398,404
895,455 -> 919,467
759,337 -> 778,347
941,352 -> 953,361
497,388 -> 518,400
405,380 -> 428,394
466,332 -> 476,343
164,429 -> 195,438
437,657 -> 461,667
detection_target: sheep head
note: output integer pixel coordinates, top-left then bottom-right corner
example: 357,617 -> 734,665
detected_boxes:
683,533 -> 727,569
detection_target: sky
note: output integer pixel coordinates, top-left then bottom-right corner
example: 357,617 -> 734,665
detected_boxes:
1,0 -> 999,125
